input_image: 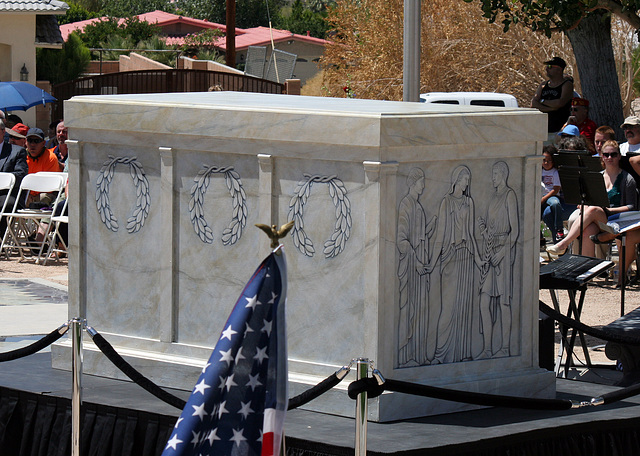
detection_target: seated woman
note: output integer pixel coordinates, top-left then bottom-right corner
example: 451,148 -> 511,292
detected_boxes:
541,145 -> 573,242
546,140 -> 637,258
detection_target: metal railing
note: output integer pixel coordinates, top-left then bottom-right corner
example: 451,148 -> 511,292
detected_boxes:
51,69 -> 285,120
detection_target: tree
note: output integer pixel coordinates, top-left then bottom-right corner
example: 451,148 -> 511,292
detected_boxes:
99,0 -> 175,17
465,0 -> 640,135
322,0 -> 575,102
37,32 -> 91,84
175,0 -> 285,28
58,2 -> 99,25
275,0 -> 330,38
77,16 -> 161,49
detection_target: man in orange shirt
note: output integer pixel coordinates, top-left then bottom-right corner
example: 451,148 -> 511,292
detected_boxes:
26,128 -> 60,174
25,128 -> 61,206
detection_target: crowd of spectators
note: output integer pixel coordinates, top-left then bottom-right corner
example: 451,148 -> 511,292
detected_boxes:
535,57 -> 640,284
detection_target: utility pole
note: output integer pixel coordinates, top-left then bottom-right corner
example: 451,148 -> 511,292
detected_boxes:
226,0 -> 236,68
403,0 -> 420,102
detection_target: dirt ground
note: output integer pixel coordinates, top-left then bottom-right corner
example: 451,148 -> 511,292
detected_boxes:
0,255 -> 68,287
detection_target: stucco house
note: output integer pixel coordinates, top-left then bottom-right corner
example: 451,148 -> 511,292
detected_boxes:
0,0 -> 68,125
61,10 -> 328,85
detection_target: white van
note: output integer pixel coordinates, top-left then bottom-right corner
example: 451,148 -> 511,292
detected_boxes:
419,92 -> 519,108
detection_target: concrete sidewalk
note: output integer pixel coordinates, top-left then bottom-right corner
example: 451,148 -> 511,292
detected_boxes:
0,259 -> 68,352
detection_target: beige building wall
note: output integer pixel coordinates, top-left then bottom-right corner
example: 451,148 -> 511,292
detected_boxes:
119,52 -> 171,72
236,40 -> 324,86
0,14 -> 38,126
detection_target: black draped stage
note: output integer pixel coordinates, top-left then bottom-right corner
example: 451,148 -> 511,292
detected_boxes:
2,353 -> 640,456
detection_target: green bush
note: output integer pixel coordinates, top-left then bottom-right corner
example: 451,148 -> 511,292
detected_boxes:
37,32 -> 91,84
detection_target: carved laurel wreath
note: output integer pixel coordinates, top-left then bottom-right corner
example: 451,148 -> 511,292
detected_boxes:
288,174 -> 351,258
95,156 -> 150,233
189,165 -> 247,245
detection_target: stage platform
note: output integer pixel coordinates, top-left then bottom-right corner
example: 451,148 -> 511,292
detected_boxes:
1,353 -> 640,455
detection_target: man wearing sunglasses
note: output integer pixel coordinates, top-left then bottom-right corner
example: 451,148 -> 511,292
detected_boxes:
531,56 -> 574,135
567,97 -> 597,143
620,116 -> 640,156
0,120 -> 28,233
25,128 -> 60,174
25,128 -> 63,206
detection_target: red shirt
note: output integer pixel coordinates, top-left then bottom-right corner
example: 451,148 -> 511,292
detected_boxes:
578,118 -> 597,143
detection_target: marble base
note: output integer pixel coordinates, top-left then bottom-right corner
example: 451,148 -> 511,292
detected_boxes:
56,92 -> 553,421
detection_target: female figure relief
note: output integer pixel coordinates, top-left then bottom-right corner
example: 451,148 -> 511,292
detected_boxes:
425,165 -> 482,364
397,168 -> 435,366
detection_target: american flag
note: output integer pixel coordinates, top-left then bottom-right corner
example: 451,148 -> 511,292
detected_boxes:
162,250 -> 288,456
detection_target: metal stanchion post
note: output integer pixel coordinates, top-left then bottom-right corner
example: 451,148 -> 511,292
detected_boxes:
355,358 -> 368,456
71,318 -> 84,456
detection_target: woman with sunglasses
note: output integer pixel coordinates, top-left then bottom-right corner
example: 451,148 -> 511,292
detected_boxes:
546,141 -> 637,258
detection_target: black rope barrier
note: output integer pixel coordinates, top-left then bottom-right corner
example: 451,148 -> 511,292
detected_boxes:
348,377 -> 576,410
88,329 -> 187,410
288,367 -> 349,410
539,301 -> 640,346
0,323 -> 68,362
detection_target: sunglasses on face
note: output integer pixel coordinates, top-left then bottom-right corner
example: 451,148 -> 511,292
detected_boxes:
602,152 -> 619,158
26,137 -> 43,144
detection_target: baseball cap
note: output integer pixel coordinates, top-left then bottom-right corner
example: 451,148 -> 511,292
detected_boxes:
557,125 -> 580,137
26,127 -> 45,139
571,97 -> 589,107
7,128 -> 25,140
11,123 -> 28,136
621,116 -> 640,128
544,57 -> 567,69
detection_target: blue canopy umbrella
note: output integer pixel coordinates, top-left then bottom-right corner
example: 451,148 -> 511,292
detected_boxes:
0,81 -> 57,111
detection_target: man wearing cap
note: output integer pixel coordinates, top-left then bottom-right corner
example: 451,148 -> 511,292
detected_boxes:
7,123 -> 28,148
567,98 -> 597,143
26,128 -> 61,174
531,57 -> 574,134
25,128 -> 62,206
0,120 -> 28,233
620,116 -> 640,156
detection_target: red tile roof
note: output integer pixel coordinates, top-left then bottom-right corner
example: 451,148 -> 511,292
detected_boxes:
60,10 -> 329,50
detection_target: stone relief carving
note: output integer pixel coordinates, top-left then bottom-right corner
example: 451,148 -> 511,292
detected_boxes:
96,156 -> 150,233
397,168 -> 436,367
477,161 -> 519,359
188,165 -> 247,245
395,162 -> 519,368
288,174 -> 352,258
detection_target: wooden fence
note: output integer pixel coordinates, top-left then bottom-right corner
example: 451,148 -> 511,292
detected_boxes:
52,69 -> 285,120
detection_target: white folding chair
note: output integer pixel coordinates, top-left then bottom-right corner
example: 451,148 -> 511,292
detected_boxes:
0,172 -> 16,215
41,196 -> 68,264
0,173 -> 65,264
0,173 -> 16,260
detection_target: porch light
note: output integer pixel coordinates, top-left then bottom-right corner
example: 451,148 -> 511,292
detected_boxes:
19,64 -> 28,82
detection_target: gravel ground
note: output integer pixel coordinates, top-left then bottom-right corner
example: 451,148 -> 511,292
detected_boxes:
0,255 -> 68,287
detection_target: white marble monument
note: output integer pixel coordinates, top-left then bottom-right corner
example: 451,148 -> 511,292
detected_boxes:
52,92 -> 554,421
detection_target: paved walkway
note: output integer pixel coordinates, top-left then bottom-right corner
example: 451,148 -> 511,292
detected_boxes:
0,259 -> 68,353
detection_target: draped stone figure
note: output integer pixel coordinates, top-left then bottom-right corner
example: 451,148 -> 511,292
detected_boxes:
397,168 -> 435,367
478,161 -> 519,359
425,165 -> 482,364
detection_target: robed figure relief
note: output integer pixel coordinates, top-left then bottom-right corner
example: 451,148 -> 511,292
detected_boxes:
478,161 -> 519,358
425,165 -> 482,364
397,168 -> 436,367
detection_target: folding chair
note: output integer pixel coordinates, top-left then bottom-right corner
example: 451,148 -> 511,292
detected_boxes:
0,173 -> 65,264
41,196 -> 68,265
0,172 -> 16,217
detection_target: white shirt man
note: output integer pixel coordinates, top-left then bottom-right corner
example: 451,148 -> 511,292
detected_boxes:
620,116 -> 640,155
